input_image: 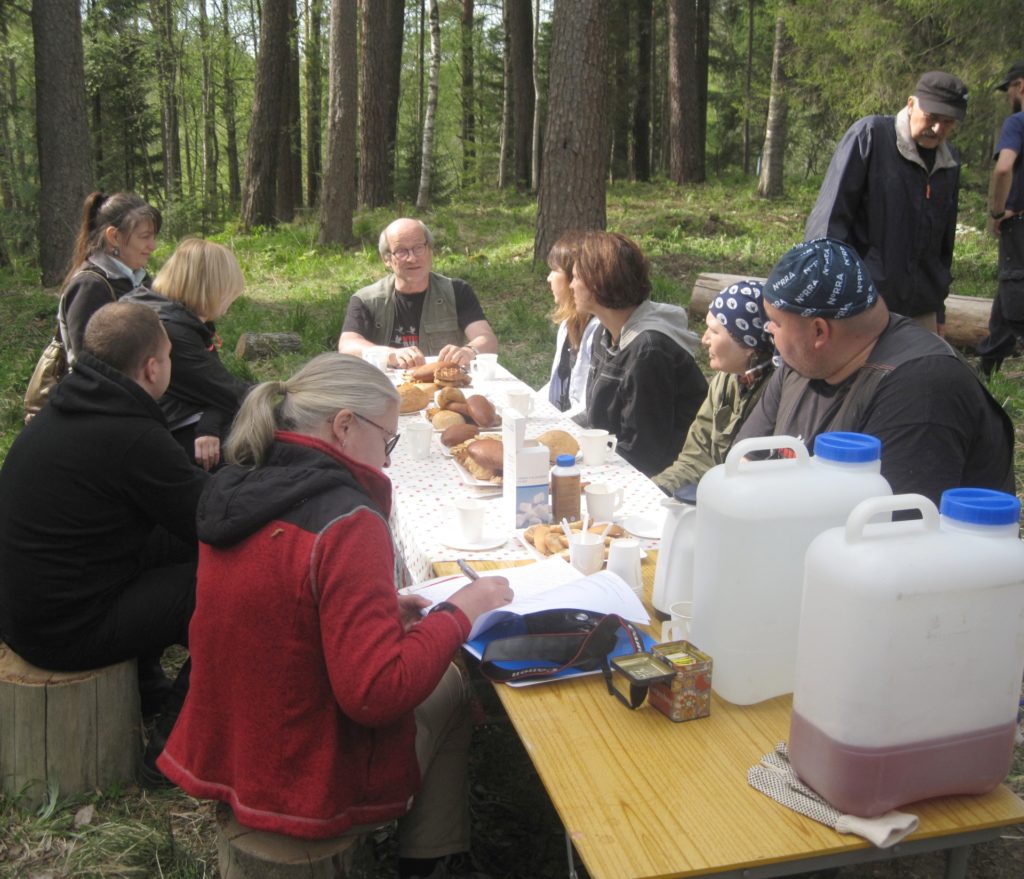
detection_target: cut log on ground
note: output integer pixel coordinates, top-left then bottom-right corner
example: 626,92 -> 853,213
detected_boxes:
235,332 -> 303,360
0,643 -> 140,810
216,802 -> 364,878
688,272 -> 993,352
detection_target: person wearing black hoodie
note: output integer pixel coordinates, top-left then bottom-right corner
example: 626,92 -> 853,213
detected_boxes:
0,302 -> 206,727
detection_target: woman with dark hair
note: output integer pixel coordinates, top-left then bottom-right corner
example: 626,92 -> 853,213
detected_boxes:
156,353 -> 511,879
571,231 -> 708,476
538,231 -> 599,414
61,191 -> 162,359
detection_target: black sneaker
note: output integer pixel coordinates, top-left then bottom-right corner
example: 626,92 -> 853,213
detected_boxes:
980,355 -> 1003,379
138,731 -> 173,790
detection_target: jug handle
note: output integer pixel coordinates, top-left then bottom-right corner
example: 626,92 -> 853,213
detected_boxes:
725,435 -> 809,474
845,493 -> 938,543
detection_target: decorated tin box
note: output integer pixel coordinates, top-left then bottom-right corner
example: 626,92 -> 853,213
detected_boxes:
647,640 -> 713,722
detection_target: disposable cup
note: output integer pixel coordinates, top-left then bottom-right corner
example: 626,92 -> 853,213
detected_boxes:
454,498 -> 486,544
569,532 -> 604,576
470,353 -> 498,381
607,537 -> 643,596
579,429 -> 618,466
661,600 -> 693,643
585,483 -> 624,522
405,421 -> 432,460
506,389 -> 534,417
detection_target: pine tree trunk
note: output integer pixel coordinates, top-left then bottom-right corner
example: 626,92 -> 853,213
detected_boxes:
199,0 -> 219,230
668,0 -> 705,185
497,0 -> 511,188
530,0 -> 542,192
241,0 -> 290,229
305,0 -> 324,207
276,1 -> 301,221
221,0 -> 241,209
534,0 -> 609,262
415,0 -> 441,211
31,0 -> 92,286
359,0 -> 403,207
757,15 -> 790,199
508,0 -> 533,192
742,0 -> 754,176
609,0 -> 632,182
149,0 -> 180,200
633,0 -> 652,181
318,0 -> 356,246
461,0 -> 476,182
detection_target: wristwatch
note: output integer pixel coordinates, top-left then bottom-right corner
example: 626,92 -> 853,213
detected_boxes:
429,601 -> 460,616
465,344 -> 479,356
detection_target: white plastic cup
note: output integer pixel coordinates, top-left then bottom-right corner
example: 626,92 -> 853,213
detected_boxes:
579,429 -> 618,466
660,600 -> 693,643
569,532 -> 604,575
405,421 -> 432,460
454,498 -> 487,544
607,537 -> 643,596
470,352 -> 498,381
506,388 -> 534,417
584,483 -> 624,522
361,346 -> 391,371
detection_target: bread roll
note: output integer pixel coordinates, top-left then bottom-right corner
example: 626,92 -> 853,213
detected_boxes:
536,430 -> 579,463
398,383 -> 431,414
441,423 -> 479,448
431,409 -> 467,431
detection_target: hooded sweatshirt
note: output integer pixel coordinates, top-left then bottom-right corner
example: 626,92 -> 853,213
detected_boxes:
576,300 -> 707,476
157,432 -> 470,839
0,352 -> 205,653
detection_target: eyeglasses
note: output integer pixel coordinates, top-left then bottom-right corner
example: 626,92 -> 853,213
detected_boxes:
388,243 -> 429,261
355,413 -> 401,456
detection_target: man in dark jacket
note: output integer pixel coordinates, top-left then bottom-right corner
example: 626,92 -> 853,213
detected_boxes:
0,302 -> 206,724
805,71 -> 969,333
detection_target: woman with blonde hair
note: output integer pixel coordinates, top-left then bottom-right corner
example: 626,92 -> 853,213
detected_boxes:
538,231 -> 599,414
126,238 -> 249,470
155,353 -> 511,879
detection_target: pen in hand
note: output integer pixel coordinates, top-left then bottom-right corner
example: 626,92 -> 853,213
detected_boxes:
456,558 -> 480,581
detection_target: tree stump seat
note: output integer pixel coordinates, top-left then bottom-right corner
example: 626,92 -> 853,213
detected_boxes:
0,642 -> 141,809
688,271 -> 994,351
216,802 -> 365,879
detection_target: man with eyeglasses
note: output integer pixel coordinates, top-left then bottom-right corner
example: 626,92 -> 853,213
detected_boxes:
339,217 -> 498,370
978,61 -> 1024,378
805,71 -> 968,335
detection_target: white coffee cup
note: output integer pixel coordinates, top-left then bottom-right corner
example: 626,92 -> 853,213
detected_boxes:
506,389 -> 534,417
579,428 -> 618,466
584,483 -> 624,522
405,421 -> 432,460
454,498 -> 487,544
470,352 -> 498,381
361,346 -> 391,371
568,532 -> 604,575
607,537 -> 643,596
660,600 -> 693,643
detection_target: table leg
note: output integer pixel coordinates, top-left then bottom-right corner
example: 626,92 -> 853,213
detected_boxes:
564,830 -> 579,879
944,845 -> 970,879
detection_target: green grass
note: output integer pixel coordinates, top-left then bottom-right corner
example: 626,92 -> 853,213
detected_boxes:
0,181 -> 1021,878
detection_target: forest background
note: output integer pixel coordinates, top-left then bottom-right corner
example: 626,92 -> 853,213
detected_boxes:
1,2 -> 1024,877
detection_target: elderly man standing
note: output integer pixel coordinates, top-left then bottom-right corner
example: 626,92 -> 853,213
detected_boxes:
978,61 -> 1024,377
339,217 -> 498,369
735,239 -> 1014,505
805,72 -> 969,333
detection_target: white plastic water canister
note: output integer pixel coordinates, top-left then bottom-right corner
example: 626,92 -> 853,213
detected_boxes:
690,432 -> 891,705
651,497 -> 697,615
791,489 -> 1024,817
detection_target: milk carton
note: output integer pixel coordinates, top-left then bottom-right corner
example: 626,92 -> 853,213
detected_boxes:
502,410 -> 551,531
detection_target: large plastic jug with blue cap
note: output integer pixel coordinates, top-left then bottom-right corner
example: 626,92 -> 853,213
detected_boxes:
791,488 -> 1024,817
690,432 -> 891,705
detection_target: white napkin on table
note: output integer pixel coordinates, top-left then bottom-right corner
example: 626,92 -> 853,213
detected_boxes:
748,742 -> 919,849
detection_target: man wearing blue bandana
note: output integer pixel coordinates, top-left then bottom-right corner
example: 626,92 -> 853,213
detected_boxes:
735,239 -> 1014,504
805,71 -> 968,334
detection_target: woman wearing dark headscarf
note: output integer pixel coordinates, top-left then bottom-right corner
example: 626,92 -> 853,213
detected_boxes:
653,280 -> 775,496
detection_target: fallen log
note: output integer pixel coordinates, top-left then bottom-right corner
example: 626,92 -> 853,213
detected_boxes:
234,332 -> 303,360
688,272 -> 992,351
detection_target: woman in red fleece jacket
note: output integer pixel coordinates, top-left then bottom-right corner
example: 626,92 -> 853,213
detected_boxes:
156,353 -> 511,879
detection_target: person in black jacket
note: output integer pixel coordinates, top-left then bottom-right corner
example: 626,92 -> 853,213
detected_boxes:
126,238 -> 250,470
0,302 -> 207,724
804,72 -> 969,334
61,190 -> 162,359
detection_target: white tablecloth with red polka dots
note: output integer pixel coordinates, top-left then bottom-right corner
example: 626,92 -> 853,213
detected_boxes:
385,366 -> 669,582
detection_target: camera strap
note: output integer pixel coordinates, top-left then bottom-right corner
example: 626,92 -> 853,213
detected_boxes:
479,610 -> 644,685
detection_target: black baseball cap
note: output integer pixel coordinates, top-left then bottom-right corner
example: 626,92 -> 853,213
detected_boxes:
913,71 -> 969,121
995,61 -> 1024,91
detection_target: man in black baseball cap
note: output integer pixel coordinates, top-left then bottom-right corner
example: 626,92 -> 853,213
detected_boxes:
995,61 -> 1024,93
805,71 -> 968,335
978,62 -> 1024,375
